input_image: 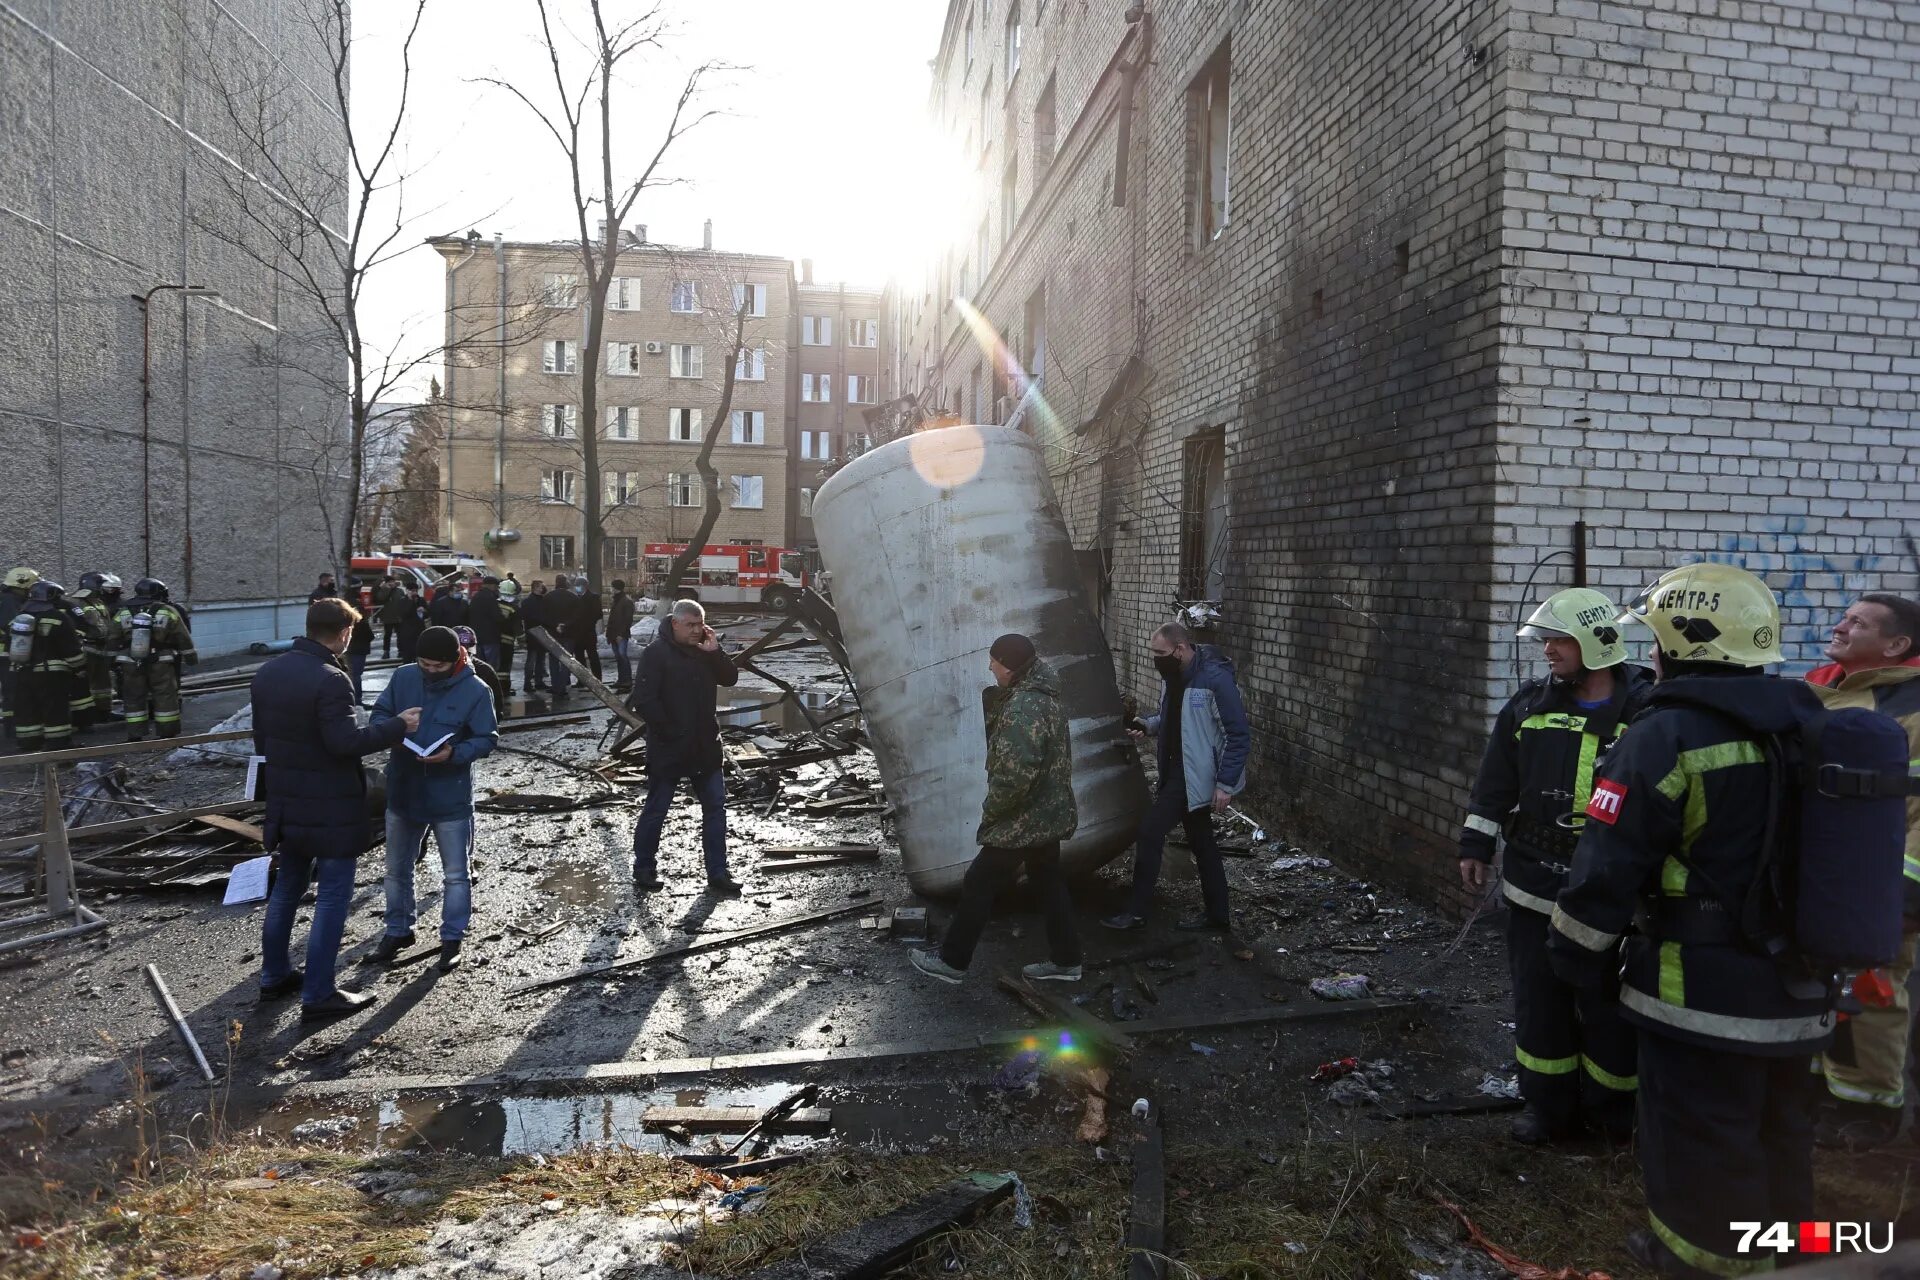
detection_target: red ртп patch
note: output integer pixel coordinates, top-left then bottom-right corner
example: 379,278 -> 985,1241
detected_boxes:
1586,779 -> 1628,825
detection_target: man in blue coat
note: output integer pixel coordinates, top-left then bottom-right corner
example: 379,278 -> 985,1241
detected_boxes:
1103,622 -> 1252,932
252,599 -> 421,1022
370,626 -> 499,971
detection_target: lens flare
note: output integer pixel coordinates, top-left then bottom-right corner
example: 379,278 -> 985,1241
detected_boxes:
951,297 -> 1061,439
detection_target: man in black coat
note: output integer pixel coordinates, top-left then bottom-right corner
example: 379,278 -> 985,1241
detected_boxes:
252,598 -> 420,1021
628,599 -> 742,896
427,583 -> 470,629
395,584 -> 428,661
543,576 -> 579,697
520,582 -> 550,693
468,578 -> 505,671
308,572 -> 339,603
605,580 -> 637,692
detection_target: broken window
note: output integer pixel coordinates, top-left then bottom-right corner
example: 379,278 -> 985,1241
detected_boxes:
1190,41 -> 1231,246
667,473 -> 699,507
539,469 -> 577,504
1178,428 -> 1227,601
539,534 -> 575,568
1022,285 -> 1047,389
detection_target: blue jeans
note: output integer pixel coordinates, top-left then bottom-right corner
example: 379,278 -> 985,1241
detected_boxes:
610,638 -> 632,687
260,851 -> 357,1005
632,767 -> 729,881
479,641 -> 503,671
383,810 -> 474,940
348,653 -> 368,702
548,649 -> 570,692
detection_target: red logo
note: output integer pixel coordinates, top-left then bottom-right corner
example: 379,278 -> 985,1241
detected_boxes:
1586,779 -> 1628,825
1799,1222 -> 1832,1254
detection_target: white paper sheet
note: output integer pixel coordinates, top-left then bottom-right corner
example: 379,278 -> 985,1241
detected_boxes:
222,854 -> 272,906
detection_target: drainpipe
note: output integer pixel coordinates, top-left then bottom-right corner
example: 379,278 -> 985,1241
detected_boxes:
495,233 -> 509,536
442,238 -> 478,532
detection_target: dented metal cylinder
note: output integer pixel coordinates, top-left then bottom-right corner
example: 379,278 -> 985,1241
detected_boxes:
810,424 -> 1146,897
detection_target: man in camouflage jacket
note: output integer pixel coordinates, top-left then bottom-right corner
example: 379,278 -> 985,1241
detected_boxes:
912,633 -> 1083,985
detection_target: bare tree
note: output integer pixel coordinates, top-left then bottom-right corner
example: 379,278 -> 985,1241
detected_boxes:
661,282 -> 754,597
194,0 -> 463,574
486,0 -> 722,592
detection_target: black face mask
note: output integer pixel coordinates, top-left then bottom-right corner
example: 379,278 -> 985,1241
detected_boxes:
1153,654 -> 1183,681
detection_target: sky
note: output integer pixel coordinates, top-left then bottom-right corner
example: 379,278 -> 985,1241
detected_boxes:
352,0 -> 955,400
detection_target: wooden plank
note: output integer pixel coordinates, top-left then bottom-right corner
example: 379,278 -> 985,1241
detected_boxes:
733,744 -> 857,772
507,898 -> 877,995
0,802 -> 263,854
761,844 -> 878,857
524,626 -> 646,732
1383,1095 -> 1525,1122
641,1106 -> 832,1134
996,972 -> 1135,1060
1127,1123 -> 1167,1280
743,1173 -> 1015,1280
762,855 -> 880,874
193,814 -> 264,844
0,730 -> 252,773
802,792 -> 879,812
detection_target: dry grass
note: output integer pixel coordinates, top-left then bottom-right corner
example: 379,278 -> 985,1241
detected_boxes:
2,1112 -> 1908,1279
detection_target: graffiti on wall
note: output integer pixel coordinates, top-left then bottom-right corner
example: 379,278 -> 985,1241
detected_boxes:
1710,516 -> 1910,671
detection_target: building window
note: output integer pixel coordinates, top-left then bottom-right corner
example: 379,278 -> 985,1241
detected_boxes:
540,403 -> 579,438
1191,41 -> 1232,246
1179,428 -> 1227,600
604,536 -> 639,570
671,281 -> 698,313
1005,4 -> 1021,79
801,430 -> 833,461
730,474 -> 765,509
799,487 -> 815,518
540,469 -> 578,504
667,472 -> 699,507
1023,285 -> 1047,387
847,318 -> 878,347
731,283 -> 767,316
541,273 -> 578,308
802,315 -> 833,346
539,534 -> 575,568
669,343 -> 703,378
802,373 -> 832,403
731,410 -> 765,445
963,7 -> 973,70
1001,156 -> 1018,243
608,276 -> 640,310
542,340 -> 576,374
607,406 -> 638,440
848,432 -> 873,457
734,347 -> 766,381
847,375 -> 877,404
607,342 -> 641,375
668,407 -> 703,443
605,470 -> 639,508
1034,76 -> 1057,175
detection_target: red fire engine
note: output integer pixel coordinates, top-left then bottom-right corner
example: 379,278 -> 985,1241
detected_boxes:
640,544 -> 818,609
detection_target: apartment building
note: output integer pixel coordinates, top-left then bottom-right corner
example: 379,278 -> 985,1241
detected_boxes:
893,0 -> 1920,910
790,266 -> 887,549
0,2 -> 349,653
431,230 -> 796,588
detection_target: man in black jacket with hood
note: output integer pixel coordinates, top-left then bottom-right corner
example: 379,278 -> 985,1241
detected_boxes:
1459,587 -> 1652,1147
628,599 -> 741,896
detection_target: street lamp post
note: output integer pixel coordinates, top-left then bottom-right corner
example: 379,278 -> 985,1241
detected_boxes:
132,285 -> 220,579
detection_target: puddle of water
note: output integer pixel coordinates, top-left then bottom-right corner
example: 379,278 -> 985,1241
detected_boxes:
265,1081 -> 972,1158
535,863 -> 618,912
718,686 -> 852,734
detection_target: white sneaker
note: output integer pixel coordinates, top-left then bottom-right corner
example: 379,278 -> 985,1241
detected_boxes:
910,949 -> 965,985
1022,961 -> 1082,982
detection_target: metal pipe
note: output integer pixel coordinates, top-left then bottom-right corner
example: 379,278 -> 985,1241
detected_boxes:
495,233 -> 509,536
0,913 -> 108,956
1572,519 -> 1588,587
134,285 -> 220,580
144,963 -> 215,1083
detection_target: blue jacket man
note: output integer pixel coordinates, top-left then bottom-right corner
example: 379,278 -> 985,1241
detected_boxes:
1104,623 -> 1251,932
252,599 -> 420,1022
370,625 -> 498,970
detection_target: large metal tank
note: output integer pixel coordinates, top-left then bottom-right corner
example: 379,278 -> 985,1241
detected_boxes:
810,424 -> 1145,897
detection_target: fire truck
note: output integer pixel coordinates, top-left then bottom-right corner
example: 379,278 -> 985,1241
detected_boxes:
640,543 -> 821,610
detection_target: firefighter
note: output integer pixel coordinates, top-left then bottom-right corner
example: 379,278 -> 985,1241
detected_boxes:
114,578 -> 198,740
495,577 -> 524,693
1459,587 -> 1651,1145
67,574 -> 123,728
8,580 -> 85,752
0,566 -> 38,746
1548,563 -> 1833,1278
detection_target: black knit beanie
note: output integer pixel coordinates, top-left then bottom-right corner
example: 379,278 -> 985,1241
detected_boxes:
989,633 -> 1037,673
416,626 -> 460,663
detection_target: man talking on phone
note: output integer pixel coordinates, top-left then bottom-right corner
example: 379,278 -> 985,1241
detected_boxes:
627,598 -> 744,897
370,625 -> 498,972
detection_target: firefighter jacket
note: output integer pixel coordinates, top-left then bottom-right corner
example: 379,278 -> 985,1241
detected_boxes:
112,600 -> 197,664
1459,665 -> 1654,916
72,598 -> 117,654
17,603 -> 83,674
1805,659 -> 1920,919
0,588 -> 26,659
1547,672 -> 1837,1057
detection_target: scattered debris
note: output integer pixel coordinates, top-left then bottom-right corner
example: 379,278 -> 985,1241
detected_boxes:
889,907 -> 928,941
640,1106 -> 832,1136
992,1049 -> 1044,1092
996,972 -> 1135,1060
1386,1094 -> 1527,1122
1477,1074 -> 1523,1100
143,964 -> 215,1083
1309,973 -> 1373,1001
740,1173 -> 1015,1280
1433,1193 -> 1616,1280
1270,854 -> 1331,871
1327,1060 -> 1396,1106
1075,1067 -> 1111,1144
1127,1118 -> 1166,1280
288,1115 -> 356,1142
724,1085 -> 822,1156
477,791 -> 623,813
1312,1057 -> 1361,1082
1188,1042 -> 1217,1057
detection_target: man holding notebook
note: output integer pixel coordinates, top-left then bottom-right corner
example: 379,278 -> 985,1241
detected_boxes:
370,625 -> 498,971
